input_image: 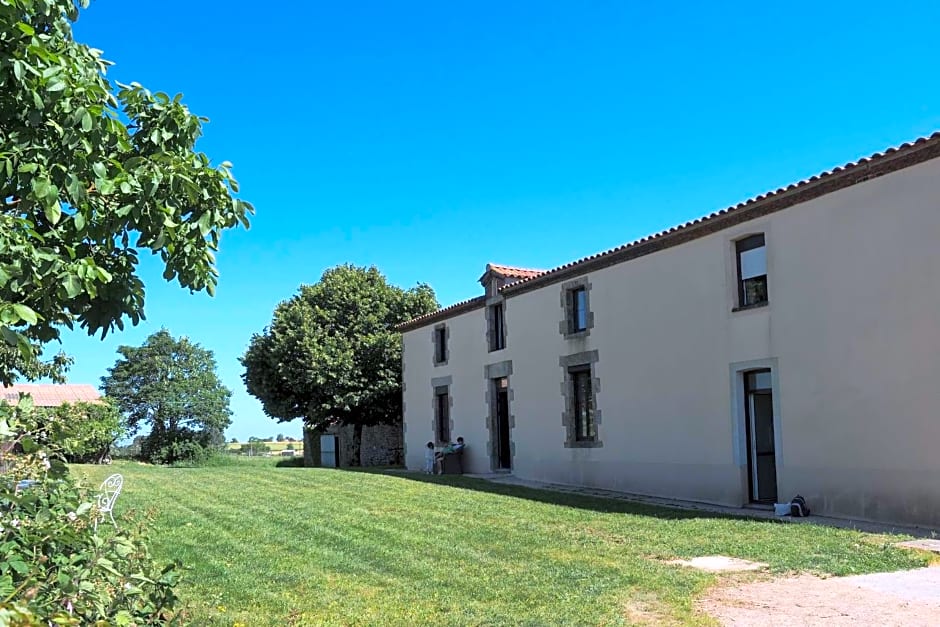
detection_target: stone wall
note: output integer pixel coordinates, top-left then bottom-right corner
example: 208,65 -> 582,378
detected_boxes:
305,421 -> 403,467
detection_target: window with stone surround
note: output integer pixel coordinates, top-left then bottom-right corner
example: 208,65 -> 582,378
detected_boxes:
560,350 -> 602,448
735,234 -> 768,309
488,303 -> 505,352
432,323 -> 448,366
560,277 -> 593,338
570,367 -> 594,441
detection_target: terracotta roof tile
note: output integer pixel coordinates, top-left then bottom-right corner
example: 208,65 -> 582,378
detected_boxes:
1,384 -> 101,407
397,131 -> 940,331
484,264 -> 547,280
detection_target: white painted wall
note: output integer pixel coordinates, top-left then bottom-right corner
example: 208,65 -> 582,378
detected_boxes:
403,307 -> 491,474
403,156 -> 940,527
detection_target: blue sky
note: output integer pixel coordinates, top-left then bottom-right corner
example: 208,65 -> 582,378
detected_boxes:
60,1 -> 940,441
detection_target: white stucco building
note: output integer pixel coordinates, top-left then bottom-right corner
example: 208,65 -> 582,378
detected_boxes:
398,133 -> 940,528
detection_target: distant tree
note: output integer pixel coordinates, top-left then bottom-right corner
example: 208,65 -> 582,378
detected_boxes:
241,265 -> 438,465
276,433 -> 285,442
238,441 -> 269,456
0,0 -> 253,387
285,442 -> 295,451
229,437 -> 238,443
264,436 -> 273,442
102,329 -> 232,464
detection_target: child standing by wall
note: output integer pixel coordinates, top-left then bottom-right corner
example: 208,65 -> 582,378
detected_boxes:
424,441 -> 436,474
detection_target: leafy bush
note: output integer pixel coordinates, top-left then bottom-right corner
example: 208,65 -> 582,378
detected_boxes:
140,427 -> 219,466
0,396 -> 181,624
275,456 -> 305,468
40,400 -> 124,464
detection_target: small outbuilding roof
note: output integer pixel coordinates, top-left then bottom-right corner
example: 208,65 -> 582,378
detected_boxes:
1,384 -> 102,407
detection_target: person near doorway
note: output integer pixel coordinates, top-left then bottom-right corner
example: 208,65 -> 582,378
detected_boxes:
435,437 -> 466,474
424,441 -> 436,474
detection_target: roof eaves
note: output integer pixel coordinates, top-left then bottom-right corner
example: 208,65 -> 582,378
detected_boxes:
502,132 -> 940,297
396,131 -> 940,330
394,295 -> 487,332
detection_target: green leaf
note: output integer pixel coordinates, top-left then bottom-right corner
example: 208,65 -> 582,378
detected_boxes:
32,177 -> 50,198
8,560 -> 28,575
92,162 -> 107,178
11,304 -> 38,325
44,201 -> 62,225
73,211 -> 86,230
12,60 -> 23,81
197,211 -> 212,236
64,275 -> 82,298
16,22 -> 35,36
81,110 -> 92,131
47,80 -> 67,92
97,179 -> 116,195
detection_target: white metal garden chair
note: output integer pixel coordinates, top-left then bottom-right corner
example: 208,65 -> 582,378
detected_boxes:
94,473 -> 123,532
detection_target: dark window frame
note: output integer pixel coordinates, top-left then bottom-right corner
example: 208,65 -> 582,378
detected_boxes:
569,286 -> 588,333
434,386 -> 450,444
735,234 -> 768,309
435,326 -> 447,364
489,303 -> 505,352
570,366 -> 595,442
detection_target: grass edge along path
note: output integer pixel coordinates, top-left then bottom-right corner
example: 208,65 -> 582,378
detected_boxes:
76,460 -> 928,626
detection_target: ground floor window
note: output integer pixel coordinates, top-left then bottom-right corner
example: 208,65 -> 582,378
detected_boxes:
434,386 -> 450,444
571,367 -> 595,442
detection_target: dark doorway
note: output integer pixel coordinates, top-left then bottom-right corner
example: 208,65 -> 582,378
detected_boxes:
744,370 -> 777,503
493,377 -> 512,470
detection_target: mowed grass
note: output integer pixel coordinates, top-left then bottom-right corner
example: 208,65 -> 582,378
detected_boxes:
76,460 -> 927,626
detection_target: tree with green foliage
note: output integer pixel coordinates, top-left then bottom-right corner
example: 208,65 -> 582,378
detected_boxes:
241,265 -> 438,466
238,440 -> 269,456
41,398 -> 123,463
102,330 -> 232,465
0,0 -> 253,386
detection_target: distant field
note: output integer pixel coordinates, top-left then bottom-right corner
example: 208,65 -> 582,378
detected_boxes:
225,441 -> 303,454
76,459 -> 927,626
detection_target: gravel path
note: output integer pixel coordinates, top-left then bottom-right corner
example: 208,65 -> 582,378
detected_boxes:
699,566 -> 940,626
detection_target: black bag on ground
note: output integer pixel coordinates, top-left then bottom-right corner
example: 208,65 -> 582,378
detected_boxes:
790,494 -> 810,517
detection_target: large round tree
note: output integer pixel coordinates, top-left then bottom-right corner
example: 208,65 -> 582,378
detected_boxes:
241,265 -> 438,466
103,329 -> 232,464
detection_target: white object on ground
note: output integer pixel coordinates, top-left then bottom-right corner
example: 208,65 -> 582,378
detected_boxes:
668,555 -> 768,572
94,473 -> 123,532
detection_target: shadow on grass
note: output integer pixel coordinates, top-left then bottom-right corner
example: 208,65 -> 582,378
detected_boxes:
344,467 -> 779,523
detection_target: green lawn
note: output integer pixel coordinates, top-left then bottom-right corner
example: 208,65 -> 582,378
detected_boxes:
76,460 -> 926,626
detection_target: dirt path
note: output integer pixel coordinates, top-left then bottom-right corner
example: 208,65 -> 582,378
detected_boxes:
699,566 -> 940,626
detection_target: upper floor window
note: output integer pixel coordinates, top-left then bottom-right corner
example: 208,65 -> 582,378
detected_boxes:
488,303 -> 505,352
433,324 -> 448,365
560,278 -> 593,338
568,286 -> 588,333
736,234 -> 768,308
